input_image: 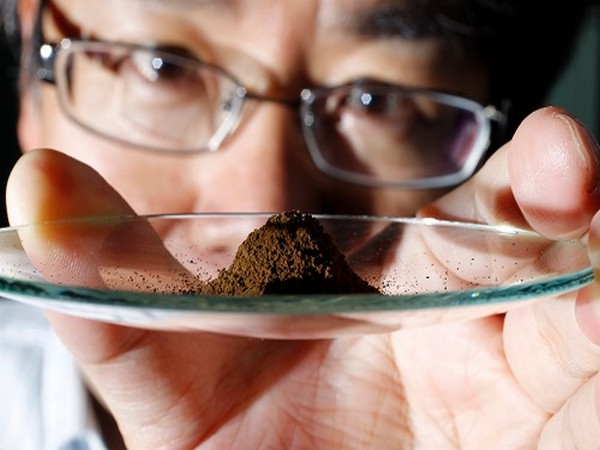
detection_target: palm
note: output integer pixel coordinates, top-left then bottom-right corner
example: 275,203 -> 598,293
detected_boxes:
56,311 -> 550,449
391,316 -> 543,449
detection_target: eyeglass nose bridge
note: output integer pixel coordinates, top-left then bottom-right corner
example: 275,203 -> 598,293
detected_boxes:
243,90 -> 304,110
38,42 -> 59,83
218,89 -> 309,148
233,89 -> 322,142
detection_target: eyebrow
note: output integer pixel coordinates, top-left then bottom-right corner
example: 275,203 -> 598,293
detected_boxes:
46,0 -> 82,38
350,1 -> 485,40
349,1 -> 443,40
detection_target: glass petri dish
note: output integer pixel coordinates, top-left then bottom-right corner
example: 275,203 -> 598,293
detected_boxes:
0,213 -> 592,339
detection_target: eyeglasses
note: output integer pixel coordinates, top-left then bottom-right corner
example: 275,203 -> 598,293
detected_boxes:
37,38 -> 506,189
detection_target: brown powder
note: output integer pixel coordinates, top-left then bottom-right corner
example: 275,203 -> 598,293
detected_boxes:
201,211 -> 379,296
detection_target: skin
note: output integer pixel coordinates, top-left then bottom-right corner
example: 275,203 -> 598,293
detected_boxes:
8,0 -> 600,448
21,0 -> 488,216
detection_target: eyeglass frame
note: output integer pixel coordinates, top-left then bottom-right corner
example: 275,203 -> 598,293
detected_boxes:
33,8 -> 508,190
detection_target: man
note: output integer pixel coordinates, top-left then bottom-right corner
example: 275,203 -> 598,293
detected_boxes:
2,0 -> 600,448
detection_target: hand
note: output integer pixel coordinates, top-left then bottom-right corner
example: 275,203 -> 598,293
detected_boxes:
6,107 -> 600,449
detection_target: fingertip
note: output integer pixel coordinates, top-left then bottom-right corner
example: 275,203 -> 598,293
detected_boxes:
508,107 -> 600,240
6,148 -> 134,226
6,148 -> 52,226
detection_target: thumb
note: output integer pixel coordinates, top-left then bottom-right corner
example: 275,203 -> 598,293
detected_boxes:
420,107 -> 600,240
6,148 -> 201,292
508,107 -> 600,240
7,148 -> 134,225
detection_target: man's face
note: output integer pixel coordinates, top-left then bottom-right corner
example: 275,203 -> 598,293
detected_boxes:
20,0 -> 490,217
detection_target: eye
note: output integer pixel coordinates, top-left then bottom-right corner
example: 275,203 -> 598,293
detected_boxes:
130,50 -> 195,83
347,87 -> 401,115
79,46 -> 197,87
348,87 -> 393,114
341,86 -> 423,127
345,86 -> 419,121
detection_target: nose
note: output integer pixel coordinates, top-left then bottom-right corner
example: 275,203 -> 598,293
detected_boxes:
189,102 -> 326,213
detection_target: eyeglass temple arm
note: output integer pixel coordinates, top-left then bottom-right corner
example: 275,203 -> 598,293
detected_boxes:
486,99 -> 512,150
32,0 -> 57,84
37,43 -> 58,84
488,98 -> 510,122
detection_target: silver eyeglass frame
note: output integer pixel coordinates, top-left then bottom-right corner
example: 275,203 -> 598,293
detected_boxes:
37,38 -> 507,190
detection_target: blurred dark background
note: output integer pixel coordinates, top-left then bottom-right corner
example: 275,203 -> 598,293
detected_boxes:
0,4 -> 598,227
547,5 -> 599,139
0,20 -> 20,227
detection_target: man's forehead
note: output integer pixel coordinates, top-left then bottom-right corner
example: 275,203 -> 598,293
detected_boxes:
62,0 -> 415,18
56,0 -> 444,42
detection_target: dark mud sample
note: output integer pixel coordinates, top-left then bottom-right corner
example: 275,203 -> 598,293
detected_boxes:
202,211 -> 379,296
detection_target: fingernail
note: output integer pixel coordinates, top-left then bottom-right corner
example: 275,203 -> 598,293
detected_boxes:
555,112 -> 600,193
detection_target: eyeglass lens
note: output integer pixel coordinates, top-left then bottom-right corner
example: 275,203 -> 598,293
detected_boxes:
57,42 -> 243,152
303,84 -> 483,186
